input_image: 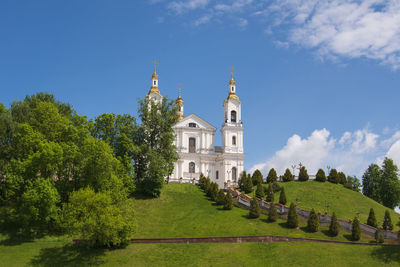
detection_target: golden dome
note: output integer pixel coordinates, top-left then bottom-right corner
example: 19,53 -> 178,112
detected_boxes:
175,96 -> 183,105
229,78 -> 236,85
146,86 -> 162,98
225,92 -> 241,103
152,72 -> 159,79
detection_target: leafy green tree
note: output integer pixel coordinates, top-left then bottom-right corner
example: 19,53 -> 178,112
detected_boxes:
268,203 -> 278,222
265,183 -> 274,202
216,189 -> 225,205
329,212 -> 340,236
249,197 -> 260,218
61,188 -> 136,248
307,209 -> 319,232
287,203 -> 298,228
223,191 -> 233,210
243,175 -> 253,194
375,228 -> 384,243
345,176 -> 361,192
338,172 -> 347,185
362,164 -> 382,202
282,168 -> 294,182
315,169 -> 326,182
252,169 -> 263,185
279,187 -> 287,205
255,183 -> 265,199
367,208 -> 377,228
352,217 -> 361,241
328,169 -> 339,184
298,166 -> 309,181
266,168 -> 278,183
383,210 -> 393,230
380,158 -> 400,209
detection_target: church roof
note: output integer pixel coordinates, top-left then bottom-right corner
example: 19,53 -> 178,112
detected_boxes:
173,113 -> 217,131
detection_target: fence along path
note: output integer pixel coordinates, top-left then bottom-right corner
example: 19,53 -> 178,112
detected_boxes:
229,188 -> 399,241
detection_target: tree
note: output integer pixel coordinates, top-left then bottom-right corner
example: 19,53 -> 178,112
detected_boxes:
329,212 -> 340,236
375,228 -> 384,243
282,168 -> 294,182
252,169 -> 263,185
345,176 -> 361,192
209,182 -> 219,201
223,191 -> 233,210
362,164 -> 382,202
243,175 -> 253,194
315,169 -> 326,182
268,203 -> 278,222
255,183 -> 265,199
351,217 -> 361,241
383,210 -> 393,231
272,181 -> 281,192
338,172 -> 347,185
61,188 -> 136,248
328,169 -> 339,184
287,203 -> 298,228
367,208 -> 377,228
238,171 -> 247,191
380,158 -> 400,209
266,168 -> 278,183
216,189 -> 225,205
298,166 -> 309,181
307,209 -> 319,232
265,183 -> 274,202
279,187 -> 287,205
249,197 -> 260,218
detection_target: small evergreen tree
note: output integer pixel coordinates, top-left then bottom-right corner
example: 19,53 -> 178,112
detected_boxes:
298,166 -> 309,181
272,181 -> 281,192
315,169 -> 326,182
287,203 -> 298,228
338,172 -> 346,185
255,183 -> 265,199
282,168 -> 294,182
223,191 -> 233,210
266,168 -> 278,183
209,182 -> 219,201
216,189 -> 225,205
279,187 -> 287,205
329,212 -> 340,236
328,169 -> 339,184
243,175 -> 253,194
375,228 -> 384,243
351,217 -> 361,241
367,208 -> 377,228
383,210 -> 393,230
238,171 -> 247,191
204,177 -> 211,194
249,197 -> 261,218
307,209 -> 319,232
265,183 -> 274,202
252,169 -> 263,185
268,203 -> 278,222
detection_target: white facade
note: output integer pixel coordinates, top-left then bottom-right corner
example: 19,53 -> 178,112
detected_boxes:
145,68 -> 244,189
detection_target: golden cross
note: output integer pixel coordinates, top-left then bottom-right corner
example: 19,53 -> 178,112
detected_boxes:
177,84 -> 183,96
229,67 -> 235,79
152,61 -> 159,73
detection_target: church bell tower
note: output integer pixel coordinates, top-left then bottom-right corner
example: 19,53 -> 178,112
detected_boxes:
146,61 -> 163,104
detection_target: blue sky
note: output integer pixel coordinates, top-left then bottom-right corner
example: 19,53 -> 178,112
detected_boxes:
1,0 -> 400,177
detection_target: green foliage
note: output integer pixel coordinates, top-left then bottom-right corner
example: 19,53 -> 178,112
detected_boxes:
61,188 -> 136,248
252,169 -> 263,185
328,169 -> 339,184
298,166 -> 309,182
315,169 -> 326,182
243,174 -> 253,194
351,217 -> 361,241
287,203 -> 298,228
362,164 -> 382,202
249,198 -> 260,218
282,168 -> 294,182
266,168 -> 278,183
338,172 -> 347,185
255,183 -> 264,199
209,182 -> 219,201
383,210 -> 393,230
216,189 -> 225,205
265,183 -> 274,202
329,212 -> 340,236
307,209 -> 319,232
223,191 -> 233,210
279,187 -> 287,205
271,181 -> 281,192
345,176 -> 361,192
238,171 -> 247,190
367,208 -> 377,228
267,203 -> 278,222
375,228 -> 384,243
380,158 -> 400,209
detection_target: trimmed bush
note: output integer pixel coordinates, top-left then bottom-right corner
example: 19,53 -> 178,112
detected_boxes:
307,209 -> 319,232
383,210 -> 393,230
352,217 -> 361,241
279,187 -> 287,205
328,169 -> 339,184
266,168 -> 278,183
367,208 -> 377,228
268,203 -> 278,222
265,183 -> 274,202
255,183 -> 265,199
252,169 -> 263,185
298,166 -> 309,181
375,228 -> 384,243
209,182 -> 219,201
315,169 -> 326,182
287,203 -> 298,228
329,212 -> 340,236
249,197 -> 261,218
282,168 -> 294,182
223,191 -> 233,210
216,189 -> 225,205
238,171 -> 247,191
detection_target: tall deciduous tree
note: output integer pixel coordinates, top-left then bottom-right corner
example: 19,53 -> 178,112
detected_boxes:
266,168 -> 278,183
380,158 -> 400,209
345,176 -> 361,192
362,164 -> 382,202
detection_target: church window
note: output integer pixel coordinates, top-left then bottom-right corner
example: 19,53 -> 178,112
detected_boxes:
189,162 -> 195,173
189,137 -> 196,153
232,167 -> 237,182
231,110 -> 237,123
189,123 -> 197,128
232,136 -> 236,145
154,81 -> 156,85
231,87 -> 234,91
216,171 -> 219,179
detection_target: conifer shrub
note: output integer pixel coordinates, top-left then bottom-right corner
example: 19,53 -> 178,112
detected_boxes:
252,169 -> 263,185
307,209 -> 319,232
249,197 -> 261,218
272,181 -> 281,192
328,169 -> 339,184
199,174 -> 206,189
209,182 -> 219,201
223,191 -> 233,210
216,189 -> 225,205
383,210 -> 393,230
338,172 -> 347,185
255,183 -> 265,199
266,168 -> 278,183
268,203 -> 278,222
244,175 -> 253,194
287,203 -> 298,228
279,187 -> 287,205
298,166 -> 309,181
375,228 -> 384,243
282,168 -> 294,182
238,171 -> 247,191
265,183 -> 274,202
329,212 -> 340,236
315,169 -> 326,182
367,208 -> 377,228
352,217 -> 361,241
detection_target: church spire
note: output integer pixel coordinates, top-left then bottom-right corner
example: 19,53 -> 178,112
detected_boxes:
175,84 -> 184,120
146,61 -> 162,102
226,67 -> 240,102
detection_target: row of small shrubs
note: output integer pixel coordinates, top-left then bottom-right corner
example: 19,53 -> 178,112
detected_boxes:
198,174 -> 233,210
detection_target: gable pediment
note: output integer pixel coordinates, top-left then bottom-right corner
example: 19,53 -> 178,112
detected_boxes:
174,114 -> 216,131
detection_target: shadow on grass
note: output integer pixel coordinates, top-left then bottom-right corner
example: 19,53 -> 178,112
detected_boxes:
0,228 -> 38,246
371,245 -> 400,264
343,234 -> 354,241
30,243 -> 106,267
321,229 -> 336,238
130,191 -> 155,200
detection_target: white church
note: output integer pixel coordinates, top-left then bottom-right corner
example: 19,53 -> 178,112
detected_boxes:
145,64 -> 244,189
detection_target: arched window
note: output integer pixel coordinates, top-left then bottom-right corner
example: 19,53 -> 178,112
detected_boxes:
232,136 -> 236,145
154,81 -> 156,85
231,110 -> 237,123
216,171 -> 219,180
232,167 -> 237,182
231,86 -> 234,92
189,162 -> 195,173
189,137 -> 196,153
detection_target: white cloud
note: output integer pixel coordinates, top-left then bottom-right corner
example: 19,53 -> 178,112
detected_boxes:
387,140 -> 400,165
215,0 -> 254,13
193,14 -> 213,26
168,0 -> 210,14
